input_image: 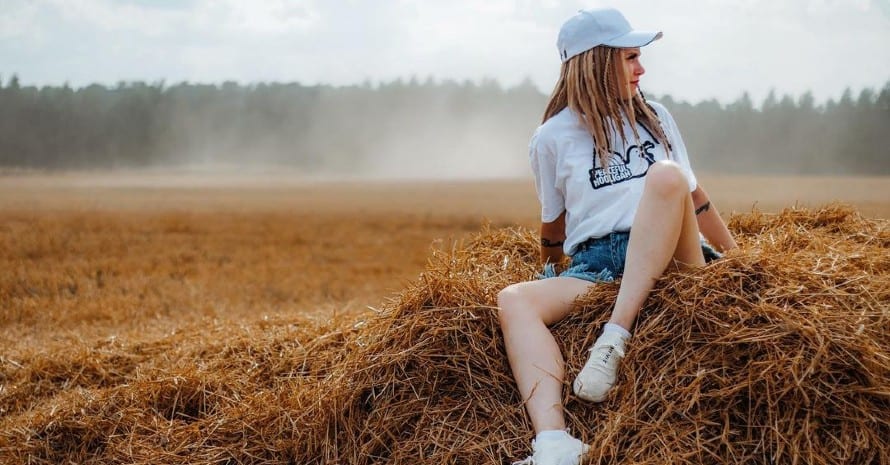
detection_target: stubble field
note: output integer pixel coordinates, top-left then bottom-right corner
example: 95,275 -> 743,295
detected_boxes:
1,172 -> 888,464
3,172 -> 889,362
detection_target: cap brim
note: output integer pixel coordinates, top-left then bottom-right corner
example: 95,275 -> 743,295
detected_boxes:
605,30 -> 663,48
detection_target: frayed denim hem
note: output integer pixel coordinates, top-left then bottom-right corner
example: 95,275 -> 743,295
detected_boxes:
537,262 -> 616,283
537,263 -> 559,279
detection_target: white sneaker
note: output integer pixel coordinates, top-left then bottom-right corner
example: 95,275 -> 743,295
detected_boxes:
512,432 -> 590,465
573,331 -> 626,403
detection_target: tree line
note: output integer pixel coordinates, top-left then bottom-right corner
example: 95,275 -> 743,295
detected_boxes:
0,74 -> 887,175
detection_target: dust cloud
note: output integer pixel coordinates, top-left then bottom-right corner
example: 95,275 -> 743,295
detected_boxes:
121,82 -> 544,183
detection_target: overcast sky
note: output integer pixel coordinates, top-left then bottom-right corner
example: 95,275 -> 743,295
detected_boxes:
2,0 -> 889,105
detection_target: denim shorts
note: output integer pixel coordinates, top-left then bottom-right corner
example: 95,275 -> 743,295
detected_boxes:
539,231 -> 722,283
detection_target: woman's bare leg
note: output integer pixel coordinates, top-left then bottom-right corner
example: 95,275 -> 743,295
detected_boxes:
573,160 -> 707,403
609,160 -> 706,330
497,276 -> 594,433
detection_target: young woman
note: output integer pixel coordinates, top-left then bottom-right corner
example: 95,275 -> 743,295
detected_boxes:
499,8 -> 737,465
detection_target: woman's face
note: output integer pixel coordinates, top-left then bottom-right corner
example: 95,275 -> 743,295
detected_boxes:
620,47 -> 645,98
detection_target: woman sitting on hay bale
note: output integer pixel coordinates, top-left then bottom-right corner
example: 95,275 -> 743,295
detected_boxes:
498,8 -> 738,465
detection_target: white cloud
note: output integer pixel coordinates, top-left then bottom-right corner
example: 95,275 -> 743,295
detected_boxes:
191,0 -> 318,36
0,1 -> 39,39
44,0 -> 188,35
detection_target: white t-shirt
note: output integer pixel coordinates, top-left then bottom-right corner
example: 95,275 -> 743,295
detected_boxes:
529,101 -> 697,256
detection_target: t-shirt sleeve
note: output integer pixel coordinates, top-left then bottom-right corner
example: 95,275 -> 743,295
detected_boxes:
651,102 -> 697,192
528,129 -> 565,222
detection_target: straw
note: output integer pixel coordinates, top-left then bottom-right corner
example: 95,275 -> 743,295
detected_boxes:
1,204 -> 886,464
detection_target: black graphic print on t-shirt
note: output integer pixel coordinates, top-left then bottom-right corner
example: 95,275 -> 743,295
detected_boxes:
588,137 -> 659,190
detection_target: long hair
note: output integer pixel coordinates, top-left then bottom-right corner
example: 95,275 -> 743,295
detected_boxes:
542,46 -> 669,167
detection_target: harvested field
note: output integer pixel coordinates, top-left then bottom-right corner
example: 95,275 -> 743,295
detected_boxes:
0,173 -> 888,464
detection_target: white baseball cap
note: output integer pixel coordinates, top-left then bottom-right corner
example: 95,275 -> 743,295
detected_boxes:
557,8 -> 662,63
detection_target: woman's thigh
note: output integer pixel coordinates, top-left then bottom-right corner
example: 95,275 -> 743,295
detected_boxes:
499,276 -> 595,326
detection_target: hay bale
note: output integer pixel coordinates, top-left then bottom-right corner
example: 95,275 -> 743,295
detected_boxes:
319,205 -> 888,464
1,205 -> 887,464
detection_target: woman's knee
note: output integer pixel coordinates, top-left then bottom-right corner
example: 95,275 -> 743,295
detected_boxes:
645,160 -> 689,196
497,283 -> 536,325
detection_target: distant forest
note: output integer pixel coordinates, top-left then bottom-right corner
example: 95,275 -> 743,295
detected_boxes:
0,74 -> 887,175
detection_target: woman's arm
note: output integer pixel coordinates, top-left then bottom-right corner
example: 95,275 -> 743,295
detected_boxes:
691,186 -> 737,252
540,210 -> 567,266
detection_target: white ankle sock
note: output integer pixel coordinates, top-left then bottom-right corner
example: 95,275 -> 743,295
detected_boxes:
603,322 -> 631,340
536,429 -> 569,441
